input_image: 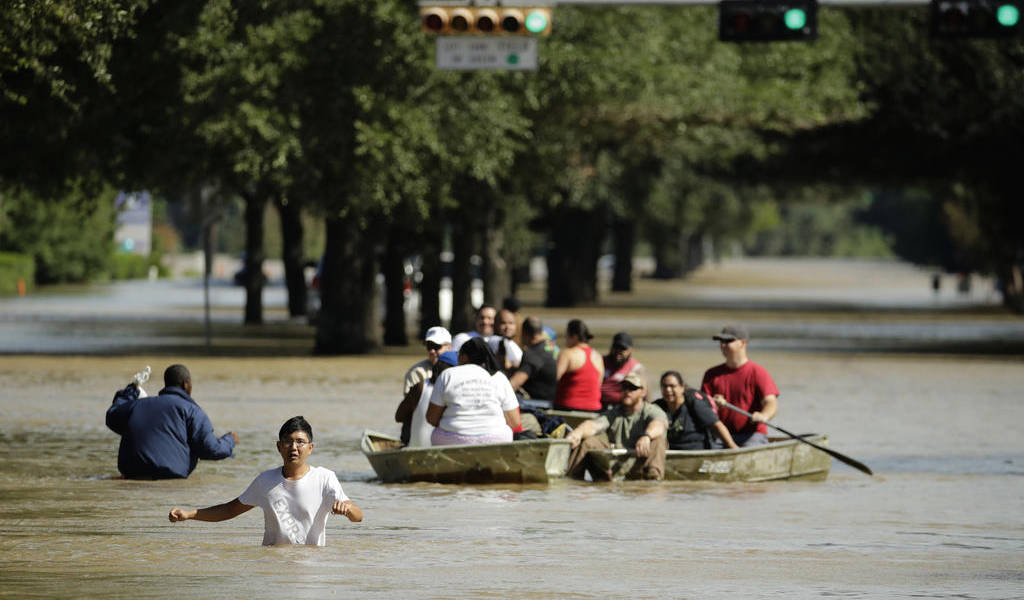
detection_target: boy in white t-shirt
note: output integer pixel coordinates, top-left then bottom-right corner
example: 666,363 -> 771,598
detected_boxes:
168,416 -> 362,546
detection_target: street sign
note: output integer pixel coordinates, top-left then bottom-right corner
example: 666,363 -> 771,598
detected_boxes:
436,36 -> 538,70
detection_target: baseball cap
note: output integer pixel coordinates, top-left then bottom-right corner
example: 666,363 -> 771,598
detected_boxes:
611,331 -> 634,349
424,326 -> 452,345
712,324 -> 749,342
620,371 -> 645,390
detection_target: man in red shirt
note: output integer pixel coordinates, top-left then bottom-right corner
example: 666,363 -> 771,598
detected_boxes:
600,331 -> 646,407
701,324 -> 778,447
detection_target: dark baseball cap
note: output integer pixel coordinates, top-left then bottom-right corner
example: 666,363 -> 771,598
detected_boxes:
713,324 -> 749,342
611,332 -> 634,349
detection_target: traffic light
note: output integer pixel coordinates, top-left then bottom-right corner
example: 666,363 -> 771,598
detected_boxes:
931,0 -> 1022,38
718,0 -> 818,42
420,6 -> 552,36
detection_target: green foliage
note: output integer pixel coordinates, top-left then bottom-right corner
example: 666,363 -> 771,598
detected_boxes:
0,251 -> 35,295
0,181 -> 117,284
0,0 -> 151,191
746,196 -> 893,258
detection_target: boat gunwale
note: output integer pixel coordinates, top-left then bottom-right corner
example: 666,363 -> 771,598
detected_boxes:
360,430 -> 572,457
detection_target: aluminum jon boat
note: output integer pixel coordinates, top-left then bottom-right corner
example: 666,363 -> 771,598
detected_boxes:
587,435 -> 833,482
360,430 -> 573,484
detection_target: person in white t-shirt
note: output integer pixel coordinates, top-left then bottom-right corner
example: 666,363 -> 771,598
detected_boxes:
451,304 -> 496,352
426,337 -> 521,445
168,416 -> 362,546
488,308 -> 523,373
395,350 -> 457,447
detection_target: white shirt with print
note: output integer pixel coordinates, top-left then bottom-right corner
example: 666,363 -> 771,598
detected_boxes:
238,465 -> 348,546
429,364 -> 518,436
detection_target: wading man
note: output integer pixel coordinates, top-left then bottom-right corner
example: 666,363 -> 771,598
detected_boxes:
106,364 -> 237,479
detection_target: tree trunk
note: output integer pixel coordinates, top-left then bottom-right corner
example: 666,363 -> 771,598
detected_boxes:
418,230 -> 443,337
315,217 -> 379,354
482,210 -> 511,306
998,263 -> 1024,313
682,230 -> 705,277
276,198 -> 307,318
611,218 -> 634,292
650,223 -> 681,280
545,208 -> 602,307
242,194 -> 266,325
382,233 -> 408,346
449,219 -> 475,333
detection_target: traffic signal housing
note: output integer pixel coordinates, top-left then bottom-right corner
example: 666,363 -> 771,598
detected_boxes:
931,0 -> 1022,38
421,6 -> 552,36
718,0 -> 818,42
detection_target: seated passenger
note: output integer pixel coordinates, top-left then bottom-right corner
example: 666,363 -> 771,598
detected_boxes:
451,304 -> 496,352
564,372 -> 669,481
600,331 -> 647,407
553,319 -> 604,412
509,316 -> 558,403
653,370 -> 737,450
403,326 -> 451,395
426,337 -> 522,445
395,351 -> 458,447
488,308 -> 523,373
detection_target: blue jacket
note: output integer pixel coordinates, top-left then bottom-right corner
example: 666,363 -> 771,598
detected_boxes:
106,384 -> 235,479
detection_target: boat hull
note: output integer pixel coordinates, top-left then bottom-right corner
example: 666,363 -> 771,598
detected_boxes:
588,435 -> 832,482
360,430 -> 573,484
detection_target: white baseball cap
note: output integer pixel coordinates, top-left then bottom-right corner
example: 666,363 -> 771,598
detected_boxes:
424,326 -> 452,345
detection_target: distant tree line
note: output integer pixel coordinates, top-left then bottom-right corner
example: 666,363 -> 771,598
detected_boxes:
2,1 -> 1021,353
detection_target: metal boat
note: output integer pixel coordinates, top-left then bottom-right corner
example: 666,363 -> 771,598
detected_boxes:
587,435 -> 832,482
360,430 -> 573,484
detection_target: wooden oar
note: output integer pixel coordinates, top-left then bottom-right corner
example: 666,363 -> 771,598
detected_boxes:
721,402 -> 873,476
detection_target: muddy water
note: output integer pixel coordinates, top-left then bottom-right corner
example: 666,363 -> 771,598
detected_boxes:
2,258 -> 1023,598
1,349 -> 1021,599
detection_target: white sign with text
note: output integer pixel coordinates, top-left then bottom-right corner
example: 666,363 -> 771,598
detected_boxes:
436,37 -> 538,71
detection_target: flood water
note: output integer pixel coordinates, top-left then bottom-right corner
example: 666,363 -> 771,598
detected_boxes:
1,259 -> 1022,598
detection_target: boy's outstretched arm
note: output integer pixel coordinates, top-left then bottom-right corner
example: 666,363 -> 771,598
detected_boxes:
332,500 -> 363,523
169,498 -> 253,523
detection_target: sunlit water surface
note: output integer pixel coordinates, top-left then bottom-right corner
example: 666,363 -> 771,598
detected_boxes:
1,350 -> 1021,599
1,259 -> 1022,598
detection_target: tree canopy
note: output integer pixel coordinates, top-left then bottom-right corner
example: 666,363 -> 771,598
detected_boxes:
3,1 -> 1022,351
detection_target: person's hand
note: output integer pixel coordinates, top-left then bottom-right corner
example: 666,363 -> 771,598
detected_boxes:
168,507 -> 193,522
229,431 -> 239,444
749,411 -> 765,423
566,429 -> 583,449
332,500 -> 355,517
712,394 -> 727,408
635,434 -> 652,458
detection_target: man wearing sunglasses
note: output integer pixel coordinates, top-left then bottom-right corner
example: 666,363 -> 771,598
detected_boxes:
403,326 -> 452,394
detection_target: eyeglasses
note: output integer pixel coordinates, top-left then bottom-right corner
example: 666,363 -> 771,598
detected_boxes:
280,438 -> 310,448
426,342 -> 443,351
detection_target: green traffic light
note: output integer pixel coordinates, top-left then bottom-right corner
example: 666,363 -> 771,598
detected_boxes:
996,4 -> 1020,26
783,8 -> 807,30
524,10 -> 549,34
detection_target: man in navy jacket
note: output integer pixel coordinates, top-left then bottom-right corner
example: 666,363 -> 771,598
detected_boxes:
106,364 -> 237,479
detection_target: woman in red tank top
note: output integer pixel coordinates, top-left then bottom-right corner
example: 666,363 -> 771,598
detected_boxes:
554,319 -> 604,411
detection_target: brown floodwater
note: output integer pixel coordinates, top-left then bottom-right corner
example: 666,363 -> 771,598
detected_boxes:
1,259 -> 1022,598
1,350 -> 1021,599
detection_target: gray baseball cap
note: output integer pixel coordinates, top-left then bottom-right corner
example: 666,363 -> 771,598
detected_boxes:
712,324 -> 749,342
